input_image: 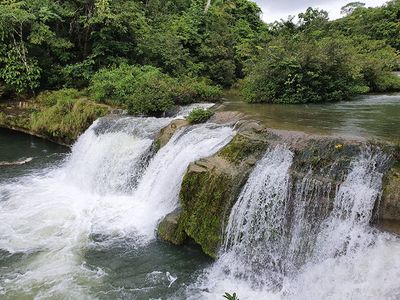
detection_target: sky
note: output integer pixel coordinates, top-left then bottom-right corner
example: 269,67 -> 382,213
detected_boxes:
253,0 -> 389,22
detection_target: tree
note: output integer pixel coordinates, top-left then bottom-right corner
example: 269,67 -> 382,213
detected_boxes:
341,2 -> 365,15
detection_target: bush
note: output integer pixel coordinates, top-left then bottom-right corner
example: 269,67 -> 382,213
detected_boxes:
240,34 -> 400,104
186,108 -> 213,124
127,69 -> 176,116
374,73 -> 400,92
90,64 -> 223,116
174,77 -> 222,104
35,88 -> 82,107
240,36 -> 364,104
31,89 -> 109,143
89,64 -> 157,105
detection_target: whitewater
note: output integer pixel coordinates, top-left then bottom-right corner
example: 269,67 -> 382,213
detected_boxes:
0,115 -> 234,298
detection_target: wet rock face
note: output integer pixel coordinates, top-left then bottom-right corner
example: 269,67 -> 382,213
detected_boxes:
154,119 -> 189,151
157,209 -> 187,245
380,161 -> 400,227
156,116 -> 400,257
157,121 -> 269,257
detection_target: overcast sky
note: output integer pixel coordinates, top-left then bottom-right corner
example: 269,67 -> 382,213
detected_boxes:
253,0 -> 389,22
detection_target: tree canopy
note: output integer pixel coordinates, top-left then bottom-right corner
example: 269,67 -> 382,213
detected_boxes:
0,0 -> 399,112
241,0 -> 400,104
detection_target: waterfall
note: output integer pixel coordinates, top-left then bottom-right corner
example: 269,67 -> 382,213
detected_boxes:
222,145 -> 294,290
0,116 -> 234,298
191,147 -> 400,300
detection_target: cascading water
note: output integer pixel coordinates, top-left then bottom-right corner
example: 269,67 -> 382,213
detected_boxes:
190,147 -> 400,300
0,115 -> 234,298
222,145 -> 294,290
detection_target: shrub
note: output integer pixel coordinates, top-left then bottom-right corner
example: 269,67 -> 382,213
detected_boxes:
374,73 -> 400,92
90,64 -> 223,116
89,64 -> 159,105
31,89 -> 109,143
127,69 -> 176,116
174,77 -> 222,104
35,88 -> 82,107
186,108 -> 213,124
240,36 -> 362,104
240,35 -> 399,104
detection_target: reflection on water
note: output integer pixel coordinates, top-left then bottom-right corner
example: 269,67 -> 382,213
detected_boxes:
0,128 -> 68,180
222,92 -> 400,142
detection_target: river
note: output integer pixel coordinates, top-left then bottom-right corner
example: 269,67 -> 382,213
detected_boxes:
0,95 -> 399,299
222,92 -> 400,142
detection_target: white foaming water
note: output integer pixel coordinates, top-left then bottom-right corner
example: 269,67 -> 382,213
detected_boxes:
88,124 -> 235,244
175,103 -> 215,118
190,148 -> 400,300
0,116 -> 234,298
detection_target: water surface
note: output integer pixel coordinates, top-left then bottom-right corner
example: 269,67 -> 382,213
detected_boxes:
222,92 -> 400,142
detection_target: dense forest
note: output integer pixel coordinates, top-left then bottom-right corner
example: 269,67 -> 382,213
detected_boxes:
0,0 -> 399,137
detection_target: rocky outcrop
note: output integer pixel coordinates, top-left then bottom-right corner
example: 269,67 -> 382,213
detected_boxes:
157,119 -> 270,257
380,155 -> 400,231
157,209 -> 187,245
157,113 -> 400,257
154,119 -> 189,151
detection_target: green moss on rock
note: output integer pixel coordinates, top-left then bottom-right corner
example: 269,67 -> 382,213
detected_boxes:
158,122 -> 270,258
157,210 -> 187,245
177,161 -> 234,257
291,139 -> 360,181
219,129 -> 267,164
380,160 -> 400,224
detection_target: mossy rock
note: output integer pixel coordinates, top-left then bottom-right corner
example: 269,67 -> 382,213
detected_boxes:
380,160 -> 400,224
219,123 -> 268,165
160,122 -> 270,257
177,160 -> 235,257
157,209 -> 187,245
154,119 -> 189,151
291,139 -> 361,181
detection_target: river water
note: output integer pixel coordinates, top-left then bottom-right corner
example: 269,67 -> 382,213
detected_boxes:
0,118 -> 234,299
222,92 -> 400,142
0,94 -> 399,299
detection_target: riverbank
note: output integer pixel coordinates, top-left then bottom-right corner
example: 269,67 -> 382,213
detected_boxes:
0,100 -> 69,146
0,97 -> 110,146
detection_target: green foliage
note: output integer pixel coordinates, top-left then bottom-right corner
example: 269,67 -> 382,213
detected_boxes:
374,73 -> 400,92
223,292 -> 239,300
0,0 -> 266,97
127,69 -> 176,116
35,88 -> 81,107
241,35 -> 370,104
90,64 -> 222,116
31,89 -> 109,143
0,0 -> 398,106
174,77 -> 222,104
241,1 -> 400,104
89,64 -> 155,104
186,108 -> 213,124
0,45 -> 41,94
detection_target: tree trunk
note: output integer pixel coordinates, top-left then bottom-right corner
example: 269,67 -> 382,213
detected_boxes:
204,0 -> 211,13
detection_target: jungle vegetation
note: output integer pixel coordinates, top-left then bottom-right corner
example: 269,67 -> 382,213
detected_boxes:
0,0 -> 399,115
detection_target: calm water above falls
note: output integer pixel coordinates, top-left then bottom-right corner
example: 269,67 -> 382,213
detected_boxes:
222,93 -> 400,142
